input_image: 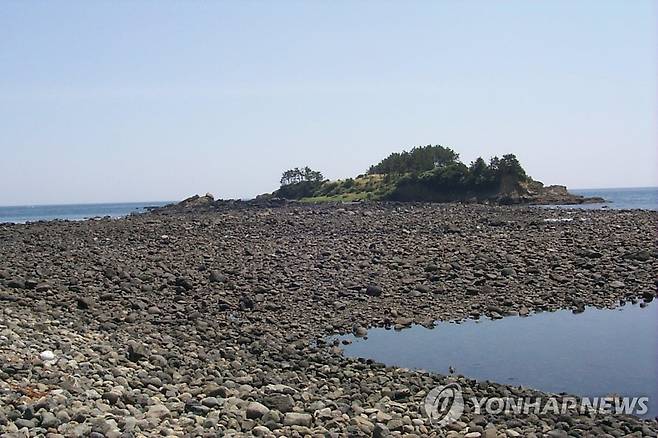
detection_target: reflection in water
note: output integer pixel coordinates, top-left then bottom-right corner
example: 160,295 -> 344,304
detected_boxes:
337,303 -> 657,418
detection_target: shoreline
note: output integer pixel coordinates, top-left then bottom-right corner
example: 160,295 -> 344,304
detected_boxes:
1,203 -> 656,436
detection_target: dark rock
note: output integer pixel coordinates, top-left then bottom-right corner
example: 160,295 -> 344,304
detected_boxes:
103,267 -> 118,279
76,296 -> 94,309
501,267 -> 516,277
0,293 -> 18,302
204,384 -> 226,397
365,285 -> 383,297
7,278 -> 25,289
239,294 -> 255,310
623,250 -> 651,261
40,412 -> 59,428
578,249 -> 603,259
373,423 -> 391,438
262,394 -> 294,413
127,341 -> 149,362
175,277 -> 193,290
209,270 -> 226,283
24,279 -> 38,289
102,391 -> 120,404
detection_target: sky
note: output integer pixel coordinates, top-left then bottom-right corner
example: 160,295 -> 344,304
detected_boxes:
1,1 -> 656,205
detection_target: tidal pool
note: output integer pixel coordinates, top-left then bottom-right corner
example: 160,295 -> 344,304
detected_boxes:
337,303 -> 658,418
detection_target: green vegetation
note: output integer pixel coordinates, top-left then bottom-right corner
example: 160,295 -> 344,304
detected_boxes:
277,167 -> 325,199
367,145 -> 460,174
273,146 -> 530,203
280,167 -> 324,185
297,174 -> 395,203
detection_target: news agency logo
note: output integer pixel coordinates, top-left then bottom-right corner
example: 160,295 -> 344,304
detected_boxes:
424,383 -> 650,427
424,383 -> 464,426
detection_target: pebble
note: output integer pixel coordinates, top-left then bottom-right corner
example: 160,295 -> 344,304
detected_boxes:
0,203 -> 654,437
283,412 -> 313,427
39,350 -> 55,361
246,401 -> 270,419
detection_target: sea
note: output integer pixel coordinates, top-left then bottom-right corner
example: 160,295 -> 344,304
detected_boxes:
562,187 -> 657,211
0,201 -> 171,224
0,187 -> 655,224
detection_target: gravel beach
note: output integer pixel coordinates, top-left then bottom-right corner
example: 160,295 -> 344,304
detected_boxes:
1,203 -> 656,437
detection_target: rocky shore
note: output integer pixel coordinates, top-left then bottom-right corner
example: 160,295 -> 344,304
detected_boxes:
1,203 -> 656,437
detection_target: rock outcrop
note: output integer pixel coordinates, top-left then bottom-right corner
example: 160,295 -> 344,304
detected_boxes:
496,180 -> 605,205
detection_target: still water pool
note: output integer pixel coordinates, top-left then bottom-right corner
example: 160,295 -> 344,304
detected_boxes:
337,303 -> 657,418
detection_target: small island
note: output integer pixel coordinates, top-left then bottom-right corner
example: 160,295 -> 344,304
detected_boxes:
265,145 -> 604,205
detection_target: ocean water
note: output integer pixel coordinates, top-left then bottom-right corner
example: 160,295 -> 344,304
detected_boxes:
337,303 -> 658,418
0,202 -> 170,224
564,187 -> 658,211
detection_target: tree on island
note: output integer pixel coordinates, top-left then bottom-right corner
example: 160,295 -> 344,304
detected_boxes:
369,146 -> 529,201
369,146 -> 527,187
368,145 -> 460,175
280,166 -> 324,186
277,166 -> 325,199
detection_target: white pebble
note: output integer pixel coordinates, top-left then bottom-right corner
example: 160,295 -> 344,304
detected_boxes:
40,350 -> 55,361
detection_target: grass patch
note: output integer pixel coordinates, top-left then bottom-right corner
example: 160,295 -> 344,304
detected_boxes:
300,191 -> 375,203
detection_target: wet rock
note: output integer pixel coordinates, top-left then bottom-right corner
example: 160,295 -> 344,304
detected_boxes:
353,326 -> 368,337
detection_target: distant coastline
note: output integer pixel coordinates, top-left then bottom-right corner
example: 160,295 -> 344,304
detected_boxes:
1,187 -> 656,224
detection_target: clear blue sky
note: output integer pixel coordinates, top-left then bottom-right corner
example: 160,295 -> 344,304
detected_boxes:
1,1 -> 656,205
